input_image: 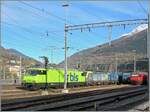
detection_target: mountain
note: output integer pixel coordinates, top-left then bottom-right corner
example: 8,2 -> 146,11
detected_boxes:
0,47 -> 42,66
120,24 -> 148,37
6,49 -> 28,57
59,24 -> 147,69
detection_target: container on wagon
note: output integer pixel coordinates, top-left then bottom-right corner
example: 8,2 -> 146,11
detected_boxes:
122,72 -> 132,84
108,72 -> 119,82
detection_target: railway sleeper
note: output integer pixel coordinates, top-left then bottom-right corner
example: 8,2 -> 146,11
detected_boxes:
17,87 -> 147,111
97,94 -> 148,111
2,86 -> 146,111
48,90 -> 146,111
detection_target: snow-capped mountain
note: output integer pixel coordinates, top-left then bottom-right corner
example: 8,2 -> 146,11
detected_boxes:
120,24 -> 148,38
131,24 -> 148,34
59,24 -> 147,68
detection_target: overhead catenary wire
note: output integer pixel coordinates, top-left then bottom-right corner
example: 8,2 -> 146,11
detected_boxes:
1,21 -> 63,45
4,4 -> 64,39
19,1 -> 67,24
18,1 -> 104,49
1,21 -> 44,36
20,0 -> 98,39
2,33 -> 43,51
2,1 -> 148,65
137,0 -> 148,16
3,3 -> 66,44
2,40 -> 39,53
1,24 -> 63,58
2,26 -> 46,48
3,4 -> 47,21
66,19 -> 148,31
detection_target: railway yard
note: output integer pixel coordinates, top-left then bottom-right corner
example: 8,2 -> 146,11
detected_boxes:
1,84 -> 129,99
1,1 -> 150,111
1,84 -> 149,111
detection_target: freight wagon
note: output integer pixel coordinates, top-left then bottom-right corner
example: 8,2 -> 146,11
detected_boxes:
118,72 -> 132,84
86,72 -> 109,85
86,72 -> 119,85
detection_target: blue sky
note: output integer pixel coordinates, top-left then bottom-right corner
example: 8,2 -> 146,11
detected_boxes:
1,0 -> 149,64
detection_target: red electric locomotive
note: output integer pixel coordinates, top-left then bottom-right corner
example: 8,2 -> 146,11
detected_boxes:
129,72 -> 148,85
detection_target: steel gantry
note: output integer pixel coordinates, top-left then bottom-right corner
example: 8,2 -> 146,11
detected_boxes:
65,19 -> 148,31
63,18 -> 148,92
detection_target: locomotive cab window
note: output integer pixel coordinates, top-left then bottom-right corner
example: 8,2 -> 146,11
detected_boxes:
81,72 -> 87,76
27,70 -> 46,75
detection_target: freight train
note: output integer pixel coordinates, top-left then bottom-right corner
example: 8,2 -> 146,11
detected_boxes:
22,68 -> 147,89
22,68 -> 125,89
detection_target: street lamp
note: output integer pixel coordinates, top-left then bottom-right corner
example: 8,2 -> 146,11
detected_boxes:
62,3 -> 69,93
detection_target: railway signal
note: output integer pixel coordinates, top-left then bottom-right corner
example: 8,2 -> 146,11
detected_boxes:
39,56 -> 49,89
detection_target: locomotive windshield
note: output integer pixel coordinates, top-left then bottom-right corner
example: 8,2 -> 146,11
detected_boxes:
27,70 -> 46,76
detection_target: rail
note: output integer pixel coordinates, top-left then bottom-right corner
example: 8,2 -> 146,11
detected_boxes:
1,86 -> 148,111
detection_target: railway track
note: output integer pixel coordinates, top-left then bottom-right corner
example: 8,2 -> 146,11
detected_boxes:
1,85 -> 148,111
1,87 -> 41,100
1,85 -> 128,99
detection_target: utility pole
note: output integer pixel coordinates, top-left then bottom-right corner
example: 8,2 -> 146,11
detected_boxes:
49,46 -> 57,65
132,50 -> 136,73
108,25 -> 112,46
76,49 -> 81,70
64,26 -> 68,90
115,54 -> 118,73
51,49 -> 53,64
3,66 -> 5,80
147,2 -> 150,90
134,55 -> 136,72
19,56 -> 22,84
62,3 -> 69,93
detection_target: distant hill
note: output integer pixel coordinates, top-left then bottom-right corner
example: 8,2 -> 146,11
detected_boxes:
6,49 -> 28,57
59,24 -> 147,69
0,47 -> 42,67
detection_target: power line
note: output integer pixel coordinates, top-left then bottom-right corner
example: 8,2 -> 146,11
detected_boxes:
4,4 -> 64,35
3,40 -> 38,52
46,31 -> 64,43
1,21 -> 62,43
13,2 -> 101,54
137,0 -> 148,15
3,3 -> 67,44
2,24 -> 63,54
3,26 -> 45,48
19,1 -> 66,23
1,21 -> 43,36
3,4 -> 44,21
3,11 -> 64,44
1,21 -> 63,45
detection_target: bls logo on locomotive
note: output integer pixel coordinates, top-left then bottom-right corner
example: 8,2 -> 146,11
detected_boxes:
70,73 -> 78,81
